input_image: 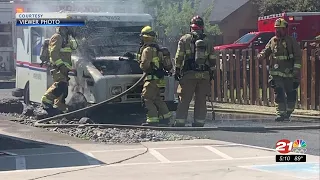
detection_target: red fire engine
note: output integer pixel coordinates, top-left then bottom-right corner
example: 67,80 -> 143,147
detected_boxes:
214,12 -> 320,52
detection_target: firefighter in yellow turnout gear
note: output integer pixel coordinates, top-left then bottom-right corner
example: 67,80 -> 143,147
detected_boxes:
137,26 -> 173,126
173,16 -> 217,127
258,18 -> 301,122
41,26 -> 77,115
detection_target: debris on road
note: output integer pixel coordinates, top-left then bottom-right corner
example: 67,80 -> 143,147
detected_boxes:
1,98 -> 200,144
48,126 -> 198,144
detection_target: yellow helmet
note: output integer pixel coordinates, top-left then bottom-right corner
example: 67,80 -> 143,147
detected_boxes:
274,18 -> 288,28
140,26 -> 156,38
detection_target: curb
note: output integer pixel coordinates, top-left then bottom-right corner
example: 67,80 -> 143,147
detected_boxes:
0,81 -> 15,89
189,106 -> 320,120
31,122 -> 320,132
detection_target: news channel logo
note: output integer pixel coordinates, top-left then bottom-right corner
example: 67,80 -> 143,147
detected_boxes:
275,139 -> 307,154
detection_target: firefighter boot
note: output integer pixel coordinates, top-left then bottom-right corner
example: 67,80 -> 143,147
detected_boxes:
41,102 -> 63,118
141,122 -> 159,126
173,119 -> 186,127
275,115 -> 285,122
283,112 -> 292,122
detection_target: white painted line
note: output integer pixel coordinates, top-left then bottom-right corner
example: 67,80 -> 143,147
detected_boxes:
2,143 -> 317,160
149,149 -> 171,163
85,152 -> 101,165
204,146 -> 233,159
90,144 -> 239,153
232,143 -> 276,152
0,151 -> 17,156
15,156 -> 26,170
109,156 -> 274,167
0,155 -> 275,174
11,144 -> 239,157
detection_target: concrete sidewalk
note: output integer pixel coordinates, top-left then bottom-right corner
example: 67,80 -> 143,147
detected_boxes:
200,102 -> 320,117
0,119 -> 319,180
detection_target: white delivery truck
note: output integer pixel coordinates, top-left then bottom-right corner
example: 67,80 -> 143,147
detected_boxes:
12,12 -> 178,114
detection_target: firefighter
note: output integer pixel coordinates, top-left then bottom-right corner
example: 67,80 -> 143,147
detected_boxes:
41,26 -> 77,115
173,16 -> 217,127
136,26 -> 173,126
257,18 -> 301,122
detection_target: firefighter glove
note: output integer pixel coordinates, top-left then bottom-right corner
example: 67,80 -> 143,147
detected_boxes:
59,65 -> 70,76
268,76 -> 276,88
123,52 -> 135,60
257,53 -> 264,61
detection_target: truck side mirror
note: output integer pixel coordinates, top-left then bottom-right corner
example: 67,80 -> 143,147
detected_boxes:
253,40 -> 260,46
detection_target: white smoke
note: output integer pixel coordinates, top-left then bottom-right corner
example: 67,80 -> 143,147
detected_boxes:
15,0 -> 148,74
16,0 -> 145,13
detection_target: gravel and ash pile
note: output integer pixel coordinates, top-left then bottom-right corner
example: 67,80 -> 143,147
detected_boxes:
0,98 -> 199,144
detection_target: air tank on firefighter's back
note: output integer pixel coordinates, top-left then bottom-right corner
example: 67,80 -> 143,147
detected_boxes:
194,39 -> 206,65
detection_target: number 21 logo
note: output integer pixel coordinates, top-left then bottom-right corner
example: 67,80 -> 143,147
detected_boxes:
276,139 -> 293,154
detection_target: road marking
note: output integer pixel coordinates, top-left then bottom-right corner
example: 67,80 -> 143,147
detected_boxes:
239,163 -> 320,180
233,143 -> 276,152
0,151 -> 17,156
0,155 -> 275,174
15,156 -> 26,170
110,156 -> 274,167
90,144 -> 239,153
204,146 -> 233,159
7,144 -> 239,157
149,149 -> 171,163
85,152 -> 101,165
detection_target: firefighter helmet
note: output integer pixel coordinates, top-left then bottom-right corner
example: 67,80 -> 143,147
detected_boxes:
140,26 -> 156,38
274,18 -> 288,28
190,15 -> 204,30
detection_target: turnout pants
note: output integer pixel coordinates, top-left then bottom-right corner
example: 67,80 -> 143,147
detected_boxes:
175,72 -> 211,125
141,79 -> 171,123
41,68 -> 69,112
272,76 -> 297,117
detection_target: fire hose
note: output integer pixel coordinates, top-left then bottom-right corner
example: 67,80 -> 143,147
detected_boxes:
33,72 -> 320,131
27,76 -> 319,180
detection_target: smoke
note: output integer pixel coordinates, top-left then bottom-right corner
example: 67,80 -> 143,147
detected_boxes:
17,0 -> 145,14
16,0 -> 148,74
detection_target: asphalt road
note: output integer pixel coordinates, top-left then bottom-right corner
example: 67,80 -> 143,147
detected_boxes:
1,87 -> 319,156
174,129 -> 320,156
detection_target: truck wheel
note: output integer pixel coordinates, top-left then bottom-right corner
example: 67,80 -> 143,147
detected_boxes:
24,82 -> 30,105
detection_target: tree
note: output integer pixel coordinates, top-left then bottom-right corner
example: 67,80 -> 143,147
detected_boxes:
252,0 -> 320,16
143,0 -> 221,37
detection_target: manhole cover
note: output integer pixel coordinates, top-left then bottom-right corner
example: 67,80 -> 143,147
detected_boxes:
0,136 -> 43,151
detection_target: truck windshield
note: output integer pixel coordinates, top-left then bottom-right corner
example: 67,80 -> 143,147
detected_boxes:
234,33 -> 256,44
93,60 -> 143,75
75,21 -> 150,58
